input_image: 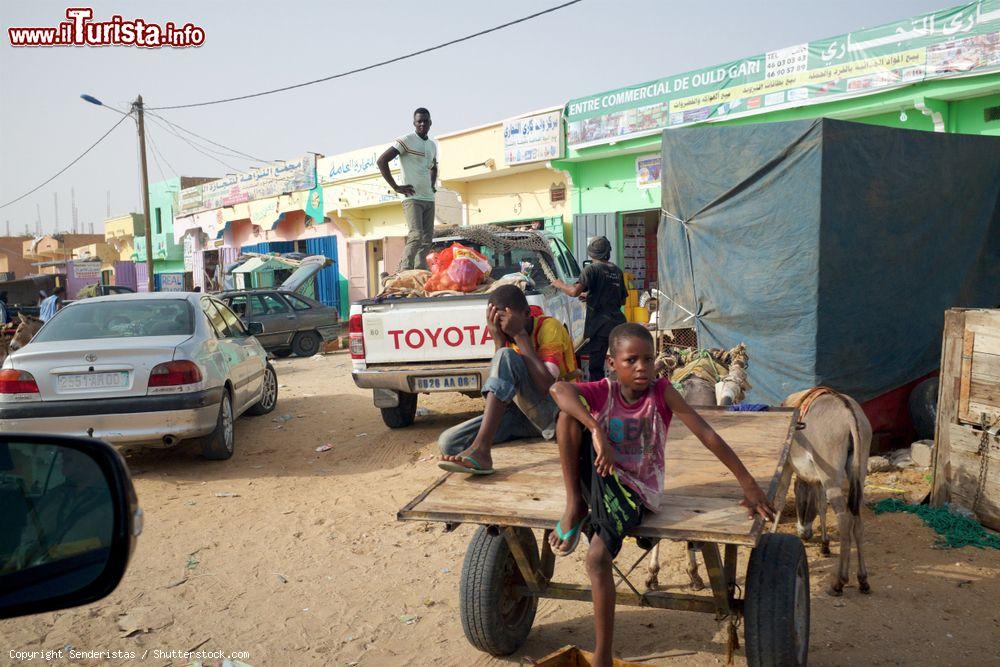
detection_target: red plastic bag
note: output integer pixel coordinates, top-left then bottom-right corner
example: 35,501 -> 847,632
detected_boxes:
424,242 -> 491,292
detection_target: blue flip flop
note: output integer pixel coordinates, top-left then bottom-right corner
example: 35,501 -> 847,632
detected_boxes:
553,516 -> 588,556
438,455 -> 495,475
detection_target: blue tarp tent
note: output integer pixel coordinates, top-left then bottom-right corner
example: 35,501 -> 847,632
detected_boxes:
658,118 -> 1000,405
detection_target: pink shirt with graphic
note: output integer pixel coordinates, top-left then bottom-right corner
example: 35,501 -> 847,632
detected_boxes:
576,378 -> 673,511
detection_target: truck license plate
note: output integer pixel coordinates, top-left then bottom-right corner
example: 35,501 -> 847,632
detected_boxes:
413,375 -> 478,392
57,371 -> 129,391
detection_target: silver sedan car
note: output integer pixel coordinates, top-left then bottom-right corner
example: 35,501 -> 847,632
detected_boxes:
0,292 -> 278,460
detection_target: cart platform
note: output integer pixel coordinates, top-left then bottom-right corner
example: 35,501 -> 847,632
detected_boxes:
399,408 -> 797,546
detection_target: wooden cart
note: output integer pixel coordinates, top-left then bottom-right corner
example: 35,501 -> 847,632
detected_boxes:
398,408 -> 807,666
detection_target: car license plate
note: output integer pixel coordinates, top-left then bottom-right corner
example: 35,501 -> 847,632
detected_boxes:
413,374 -> 478,392
57,371 -> 129,391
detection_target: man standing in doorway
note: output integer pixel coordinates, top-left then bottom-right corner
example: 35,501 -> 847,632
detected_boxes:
552,236 -> 627,381
377,108 -> 438,271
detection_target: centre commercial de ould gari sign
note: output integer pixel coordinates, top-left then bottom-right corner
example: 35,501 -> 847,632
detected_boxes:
565,0 -> 1000,148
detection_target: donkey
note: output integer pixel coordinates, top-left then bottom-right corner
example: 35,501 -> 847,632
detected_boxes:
784,387 -> 873,596
645,348 -> 752,591
8,314 -> 44,354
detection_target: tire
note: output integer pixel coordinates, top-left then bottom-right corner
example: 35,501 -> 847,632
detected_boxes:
745,533 -> 810,667
272,349 -> 293,358
379,391 -> 417,429
908,377 -> 939,441
291,331 -> 321,357
200,390 -> 235,460
460,526 -> 538,656
247,364 -> 278,416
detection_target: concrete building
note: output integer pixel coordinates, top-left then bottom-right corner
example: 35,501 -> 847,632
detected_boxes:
0,236 -> 34,279
21,233 -> 105,276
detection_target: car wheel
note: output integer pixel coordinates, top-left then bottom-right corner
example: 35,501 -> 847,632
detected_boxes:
200,390 -> 235,460
292,331 -> 321,357
247,364 -> 278,416
272,349 -> 293,358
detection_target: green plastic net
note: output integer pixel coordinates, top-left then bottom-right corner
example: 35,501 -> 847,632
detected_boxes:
871,498 -> 1000,550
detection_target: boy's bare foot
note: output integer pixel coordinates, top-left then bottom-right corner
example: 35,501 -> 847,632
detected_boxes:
549,498 -> 589,553
440,445 -> 493,473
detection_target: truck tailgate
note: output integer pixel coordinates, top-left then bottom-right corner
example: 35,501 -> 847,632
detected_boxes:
361,297 -> 496,364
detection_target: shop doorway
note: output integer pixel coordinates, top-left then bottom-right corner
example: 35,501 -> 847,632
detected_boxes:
347,236 -> 406,301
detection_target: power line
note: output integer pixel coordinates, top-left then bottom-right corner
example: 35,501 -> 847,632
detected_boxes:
147,111 -> 270,163
146,114 -> 244,173
149,1 -> 583,111
0,114 -> 131,210
146,124 -> 177,179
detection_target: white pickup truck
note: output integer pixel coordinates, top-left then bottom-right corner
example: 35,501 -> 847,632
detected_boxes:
350,231 -> 587,427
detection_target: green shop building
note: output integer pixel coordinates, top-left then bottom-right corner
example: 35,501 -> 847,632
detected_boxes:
134,176 -> 215,290
555,0 -> 1000,290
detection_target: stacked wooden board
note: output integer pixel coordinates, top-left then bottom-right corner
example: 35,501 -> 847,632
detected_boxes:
931,309 -> 1000,530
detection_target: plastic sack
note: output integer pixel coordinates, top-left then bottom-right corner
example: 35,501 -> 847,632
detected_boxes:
424,243 -> 491,293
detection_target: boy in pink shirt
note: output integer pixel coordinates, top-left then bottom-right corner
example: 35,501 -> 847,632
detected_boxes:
549,323 -> 774,667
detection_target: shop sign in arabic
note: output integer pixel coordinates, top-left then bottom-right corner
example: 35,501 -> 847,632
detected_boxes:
179,154 -> 317,215
318,145 -> 399,185
565,0 -> 1000,147
503,110 -> 563,165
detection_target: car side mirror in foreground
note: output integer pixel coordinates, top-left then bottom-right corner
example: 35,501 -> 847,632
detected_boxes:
247,321 -> 265,336
0,434 -> 141,620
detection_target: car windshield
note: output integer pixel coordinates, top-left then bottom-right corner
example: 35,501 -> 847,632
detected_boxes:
32,300 -> 194,341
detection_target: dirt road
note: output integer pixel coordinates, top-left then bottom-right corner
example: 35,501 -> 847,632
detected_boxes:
4,353 -> 999,666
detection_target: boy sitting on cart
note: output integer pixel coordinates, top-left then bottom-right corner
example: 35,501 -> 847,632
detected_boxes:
548,323 -> 775,667
438,284 -> 576,474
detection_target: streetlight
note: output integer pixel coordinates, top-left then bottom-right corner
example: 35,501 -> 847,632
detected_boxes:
82,93 -> 155,293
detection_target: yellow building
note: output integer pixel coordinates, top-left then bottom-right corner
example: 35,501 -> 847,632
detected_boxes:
72,242 -> 119,272
103,213 -> 143,262
437,107 -> 572,239
22,233 -> 105,275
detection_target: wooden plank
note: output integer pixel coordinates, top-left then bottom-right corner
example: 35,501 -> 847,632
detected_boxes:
944,420 -> 1000,529
964,309 -> 1000,332
399,410 -> 795,545
932,309 -> 967,505
947,422 -> 999,456
958,328 -> 976,422
969,379 -> 1000,407
971,351 -> 1000,382
967,402 -> 1000,423
970,330 -> 1000,356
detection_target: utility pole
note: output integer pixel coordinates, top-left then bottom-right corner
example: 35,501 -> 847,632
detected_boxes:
135,95 -> 155,293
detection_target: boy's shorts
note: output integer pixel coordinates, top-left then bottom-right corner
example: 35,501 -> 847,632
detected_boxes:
580,431 -> 645,558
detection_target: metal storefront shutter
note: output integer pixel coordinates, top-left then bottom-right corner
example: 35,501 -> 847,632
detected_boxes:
302,235 -> 340,312
572,212 -> 618,265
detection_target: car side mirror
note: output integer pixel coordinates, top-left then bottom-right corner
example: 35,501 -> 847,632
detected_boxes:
247,321 -> 265,336
0,434 -> 140,620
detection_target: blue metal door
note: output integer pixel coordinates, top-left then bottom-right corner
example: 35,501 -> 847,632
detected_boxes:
302,235 -> 340,312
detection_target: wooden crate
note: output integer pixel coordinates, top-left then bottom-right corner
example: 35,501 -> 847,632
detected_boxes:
931,309 -> 1000,530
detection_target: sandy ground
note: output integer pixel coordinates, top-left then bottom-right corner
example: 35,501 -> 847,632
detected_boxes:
3,352 -> 999,667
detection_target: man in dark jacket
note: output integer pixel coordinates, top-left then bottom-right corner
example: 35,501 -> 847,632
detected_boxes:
552,236 -> 627,380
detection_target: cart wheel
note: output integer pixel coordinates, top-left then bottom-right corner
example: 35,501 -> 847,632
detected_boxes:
460,526 -> 538,656
745,533 -> 810,667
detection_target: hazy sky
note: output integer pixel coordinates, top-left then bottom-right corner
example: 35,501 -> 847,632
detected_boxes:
1,0 -> 949,234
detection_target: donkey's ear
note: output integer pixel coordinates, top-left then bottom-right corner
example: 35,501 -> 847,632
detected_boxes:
18,312 -> 29,323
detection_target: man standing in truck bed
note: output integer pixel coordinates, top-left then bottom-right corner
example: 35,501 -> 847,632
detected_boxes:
552,236 -> 627,380
377,108 -> 438,271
